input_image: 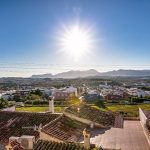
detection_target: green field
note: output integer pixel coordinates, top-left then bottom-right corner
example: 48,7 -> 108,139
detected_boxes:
16,104 -> 150,117
16,106 -> 66,113
107,104 -> 150,111
93,104 -> 150,117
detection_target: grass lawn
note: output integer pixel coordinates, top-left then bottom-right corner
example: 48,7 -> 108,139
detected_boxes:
16,106 -> 66,113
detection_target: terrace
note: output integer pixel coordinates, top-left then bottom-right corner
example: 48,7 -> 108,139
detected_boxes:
143,110 -> 150,136
80,120 -> 150,150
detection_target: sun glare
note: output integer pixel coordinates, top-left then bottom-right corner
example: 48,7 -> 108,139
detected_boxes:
59,24 -> 92,61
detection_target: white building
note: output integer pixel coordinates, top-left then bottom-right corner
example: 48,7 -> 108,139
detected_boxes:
65,86 -> 78,97
127,88 -> 148,98
51,86 -> 78,100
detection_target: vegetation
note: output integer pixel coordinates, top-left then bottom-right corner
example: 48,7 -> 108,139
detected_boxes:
0,98 -> 8,109
11,89 -> 49,103
94,103 -> 150,117
145,95 -> 150,100
25,100 -> 49,105
13,95 -> 22,102
30,89 -> 43,96
0,98 -> 13,109
94,100 -> 106,108
141,86 -> 150,91
69,96 -> 80,105
127,96 -> 147,104
26,94 -> 41,100
17,95 -> 150,117
16,106 -> 66,113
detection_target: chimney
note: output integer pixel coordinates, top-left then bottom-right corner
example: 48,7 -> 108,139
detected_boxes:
34,125 -> 37,131
49,96 -> 54,113
83,128 -> 91,149
20,135 -> 35,150
90,122 -> 94,129
77,107 -> 80,113
38,123 -> 42,132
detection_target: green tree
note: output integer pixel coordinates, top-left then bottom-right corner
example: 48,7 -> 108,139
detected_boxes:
29,94 -> 41,100
95,100 -> 106,108
30,89 -> 43,97
13,95 -> 21,102
0,98 -> 8,109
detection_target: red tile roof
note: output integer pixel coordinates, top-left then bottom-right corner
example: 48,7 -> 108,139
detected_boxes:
0,111 -> 60,144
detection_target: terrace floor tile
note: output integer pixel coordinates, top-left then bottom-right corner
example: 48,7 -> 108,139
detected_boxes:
80,120 -> 150,150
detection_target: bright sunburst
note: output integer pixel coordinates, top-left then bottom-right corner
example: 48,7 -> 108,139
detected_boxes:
59,24 -> 93,62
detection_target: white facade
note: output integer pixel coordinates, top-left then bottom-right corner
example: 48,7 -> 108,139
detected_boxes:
128,88 -> 148,97
65,86 -> 78,97
49,98 -> 54,113
51,86 -> 78,99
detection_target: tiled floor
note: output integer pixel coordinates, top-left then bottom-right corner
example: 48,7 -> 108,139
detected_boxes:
80,120 -> 150,150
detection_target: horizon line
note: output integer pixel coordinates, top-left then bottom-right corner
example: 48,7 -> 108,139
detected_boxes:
1,68 -> 150,78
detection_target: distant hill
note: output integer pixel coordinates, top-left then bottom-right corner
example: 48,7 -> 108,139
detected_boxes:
31,73 -> 53,78
31,69 -> 99,78
54,69 -> 99,78
100,69 -> 150,76
31,69 -> 150,78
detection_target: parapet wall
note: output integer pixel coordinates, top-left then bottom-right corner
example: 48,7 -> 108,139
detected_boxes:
139,108 -> 147,127
139,108 -> 150,145
1,106 -> 16,112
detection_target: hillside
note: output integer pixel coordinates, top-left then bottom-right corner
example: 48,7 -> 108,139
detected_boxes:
31,69 -> 150,78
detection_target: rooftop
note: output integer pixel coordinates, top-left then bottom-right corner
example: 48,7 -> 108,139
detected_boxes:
0,111 -> 60,144
34,140 -> 86,150
42,115 -> 87,142
65,104 -> 115,127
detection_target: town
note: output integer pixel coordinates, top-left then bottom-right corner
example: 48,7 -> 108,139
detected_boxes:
1,0 -> 150,150
0,77 -> 150,150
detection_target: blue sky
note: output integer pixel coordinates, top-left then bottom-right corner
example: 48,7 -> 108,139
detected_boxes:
0,0 -> 150,77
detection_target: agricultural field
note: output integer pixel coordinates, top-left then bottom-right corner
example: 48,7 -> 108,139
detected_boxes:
16,106 -> 66,113
93,103 -> 150,117
16,103 -> 150,117
107,104 -> 150,112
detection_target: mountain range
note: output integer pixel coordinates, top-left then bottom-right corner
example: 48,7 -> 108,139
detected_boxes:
31,69 -> 150,78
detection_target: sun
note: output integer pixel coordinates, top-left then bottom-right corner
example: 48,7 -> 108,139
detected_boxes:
59,24 -> 92,62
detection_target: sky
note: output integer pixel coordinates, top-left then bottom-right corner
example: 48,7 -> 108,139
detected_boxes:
0,0 -> 150,77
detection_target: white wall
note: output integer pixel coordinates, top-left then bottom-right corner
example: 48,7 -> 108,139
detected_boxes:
139,108 -> 147,127
1,106 -> 16,112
